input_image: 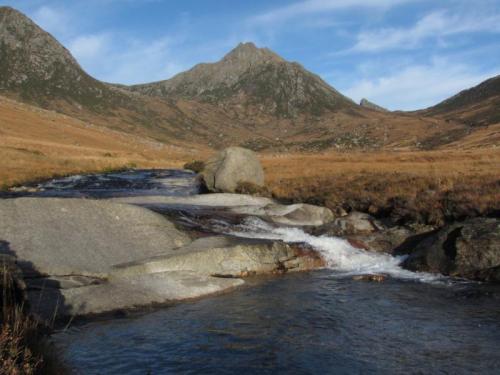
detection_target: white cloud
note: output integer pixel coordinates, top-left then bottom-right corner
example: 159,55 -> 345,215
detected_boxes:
351,10 -> 500,52
69,34 -> 190,85
69,34 -> 111,60
31,5 -> 69,35
343,58 -> 498,110
106,37 -> 185,84
250,0 -> 419,26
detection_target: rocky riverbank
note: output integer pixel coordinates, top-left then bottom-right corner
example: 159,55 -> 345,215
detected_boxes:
0,195 -> 329,321
1,146 -> 498,324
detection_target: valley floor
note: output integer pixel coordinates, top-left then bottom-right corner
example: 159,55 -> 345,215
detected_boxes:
262,148 -> 500,225
0,96 -> 205,188
1,94 -> 499,225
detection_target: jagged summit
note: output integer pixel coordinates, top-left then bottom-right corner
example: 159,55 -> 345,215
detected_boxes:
0,5 -> 118,107
131,42 -> 355,117
1,6 -> 478,151
360,98 -> 388,112
221,42 -> 284,65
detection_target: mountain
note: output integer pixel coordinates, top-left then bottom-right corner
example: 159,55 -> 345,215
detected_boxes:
422,75 -> 500,127
0,6 -> 125,109
360,98 -> 388,112
0,6 -> 478,151
0,6 -> 207,144
131,42 -> 356,118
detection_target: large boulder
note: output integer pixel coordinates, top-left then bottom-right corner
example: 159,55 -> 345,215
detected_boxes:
402,218 -> 500,282
202,147 -> 265,193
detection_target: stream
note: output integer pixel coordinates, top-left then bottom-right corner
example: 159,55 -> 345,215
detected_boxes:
8,169 -> 500,374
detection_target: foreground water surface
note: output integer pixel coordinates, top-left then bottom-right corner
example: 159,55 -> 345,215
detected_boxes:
54,272 -> 500,374
12,170 -> 499,374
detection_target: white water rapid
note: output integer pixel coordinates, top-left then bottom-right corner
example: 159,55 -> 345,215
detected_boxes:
221,217 -> 443,282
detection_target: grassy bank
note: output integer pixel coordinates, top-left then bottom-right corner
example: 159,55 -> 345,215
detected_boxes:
262,149 -> 500,225
1,263 -> 63,374
0,95 -> 207,189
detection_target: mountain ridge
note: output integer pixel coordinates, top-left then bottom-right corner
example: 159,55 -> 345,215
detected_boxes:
130,41 -> 356,118
421,75 -> 500,127
1,5 -> 493,151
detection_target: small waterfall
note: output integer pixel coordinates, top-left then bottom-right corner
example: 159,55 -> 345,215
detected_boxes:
224,217 -> 442,282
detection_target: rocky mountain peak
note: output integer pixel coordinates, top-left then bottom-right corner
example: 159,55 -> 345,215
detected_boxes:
0,6 -> 131,109
131,42 -> 356,117
0,6 -> 78,65
360,98 -> 388,112
221,42 -> 284,65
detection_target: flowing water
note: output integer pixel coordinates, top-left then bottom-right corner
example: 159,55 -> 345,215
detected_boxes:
10,170 -> 500,374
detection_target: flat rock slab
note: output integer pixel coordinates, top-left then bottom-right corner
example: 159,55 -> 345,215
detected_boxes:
30,271 -> 244,318
110,193 -> 275,207
111,195 -> 333,226
0,197 -> 325,320
0,198 -> 191,276
111,236 -> 297,278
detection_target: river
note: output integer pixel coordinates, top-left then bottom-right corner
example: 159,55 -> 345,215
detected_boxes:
9,169 -> 500,374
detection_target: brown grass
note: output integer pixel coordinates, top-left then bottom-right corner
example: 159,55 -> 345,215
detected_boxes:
1,263 -> 64,374
262,149 -> 500,225
0,95 -> 210,188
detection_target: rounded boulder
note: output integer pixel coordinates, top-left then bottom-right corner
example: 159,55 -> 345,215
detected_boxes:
202,147 -> 265,193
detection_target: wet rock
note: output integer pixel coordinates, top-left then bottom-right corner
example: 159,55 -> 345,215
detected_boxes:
402,218 -> 500,282
347,226 -> 416,254
201,147 -> 265,193
111,236 -> 324,279
352,274 -> 387,282
230,203 -> 334,226
314,211 -> 385,237
0,197 -> 326,319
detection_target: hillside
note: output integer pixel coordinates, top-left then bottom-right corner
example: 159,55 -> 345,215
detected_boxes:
0,6 -> 484,151
360,98 -> 388,112
128,42 -> 471,151
421,75 -> 500,127
0,6 -> 201,144
0,95 -> 199,187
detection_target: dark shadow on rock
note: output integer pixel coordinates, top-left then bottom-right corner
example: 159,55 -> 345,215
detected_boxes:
392,229 -> 439,256
0,239 -> 69,325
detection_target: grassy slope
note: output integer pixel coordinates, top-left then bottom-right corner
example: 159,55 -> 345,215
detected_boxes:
262,149 -> 500,225
0,95 -> 208,187
1,94 -> 498,226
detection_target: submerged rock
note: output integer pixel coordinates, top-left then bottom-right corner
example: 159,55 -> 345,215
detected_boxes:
402,218 -> 500,282
352,274 -> 387,282
202,147 -> 265,193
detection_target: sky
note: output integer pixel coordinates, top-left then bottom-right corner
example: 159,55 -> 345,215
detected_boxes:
2,0 -> 500,110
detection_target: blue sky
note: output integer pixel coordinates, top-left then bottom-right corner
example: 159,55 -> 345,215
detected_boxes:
2,0 -> 500,110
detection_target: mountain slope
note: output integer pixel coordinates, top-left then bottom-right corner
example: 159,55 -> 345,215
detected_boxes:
131,42 -> 356,118
421,75 -> 500,126
0,6 -> 127,109
0,6 -> 209,144
360,98 -> 388,112
0,6 -> 478,151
